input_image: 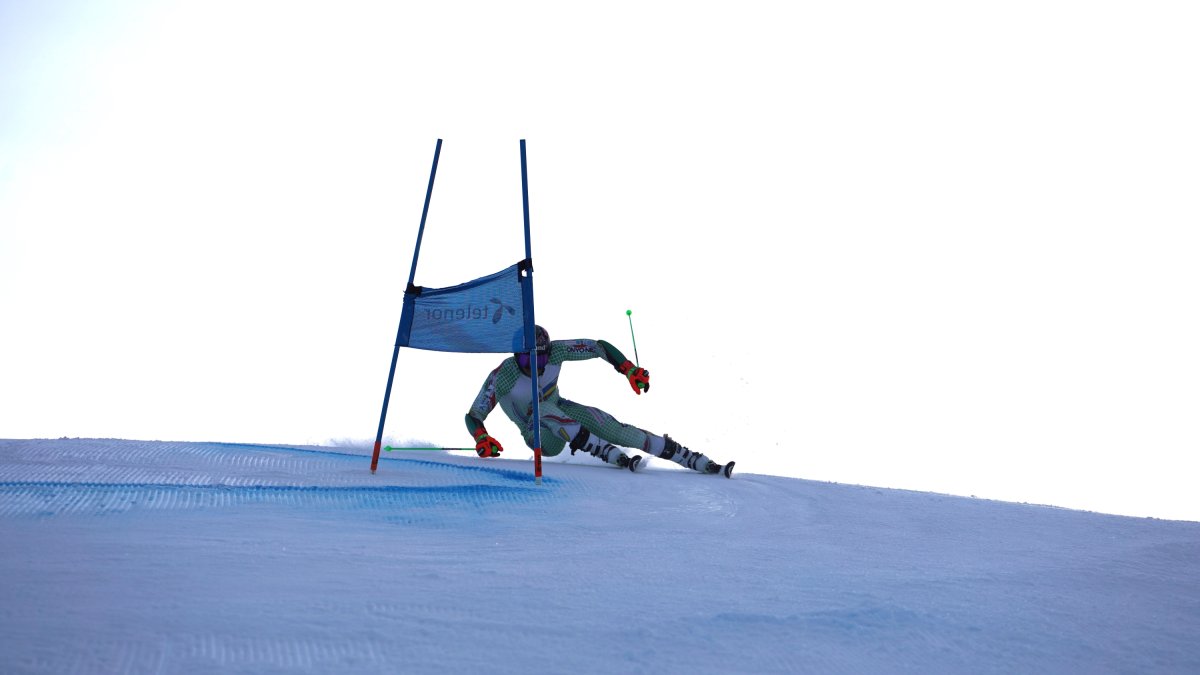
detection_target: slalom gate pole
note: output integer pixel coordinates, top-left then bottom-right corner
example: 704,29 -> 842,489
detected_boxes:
520,139 -> 543,486
371,139 -> 443,473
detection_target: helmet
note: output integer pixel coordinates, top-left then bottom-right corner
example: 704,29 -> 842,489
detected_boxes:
516,325 -> 549,371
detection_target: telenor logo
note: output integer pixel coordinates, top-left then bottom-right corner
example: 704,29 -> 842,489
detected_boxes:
422,298 -> 516,325
489,297 -> 516,324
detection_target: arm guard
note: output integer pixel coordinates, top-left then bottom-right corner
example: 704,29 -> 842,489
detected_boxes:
596,340 -> 631,371
465,366 -> 501,436
465,413 -> 487,437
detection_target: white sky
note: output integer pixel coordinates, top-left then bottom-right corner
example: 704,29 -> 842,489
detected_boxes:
2,1 -> 1198,521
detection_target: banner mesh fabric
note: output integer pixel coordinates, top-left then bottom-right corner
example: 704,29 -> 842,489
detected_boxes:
396,262 -> 531,353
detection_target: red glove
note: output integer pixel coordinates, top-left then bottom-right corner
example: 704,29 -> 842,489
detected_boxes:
474,429 -> 503,457
617,360 -> 650,395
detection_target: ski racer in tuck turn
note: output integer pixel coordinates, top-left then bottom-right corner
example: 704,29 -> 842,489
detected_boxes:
465,325 -> 733,477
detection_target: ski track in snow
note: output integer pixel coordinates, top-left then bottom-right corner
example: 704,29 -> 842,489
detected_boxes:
0,440 -> 559,523
2,438 -> 1199,674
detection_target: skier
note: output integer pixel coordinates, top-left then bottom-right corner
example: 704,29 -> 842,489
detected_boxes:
465,325 -> 733,476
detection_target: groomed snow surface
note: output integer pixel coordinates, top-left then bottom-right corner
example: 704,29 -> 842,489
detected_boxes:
2,438 -> 1198,674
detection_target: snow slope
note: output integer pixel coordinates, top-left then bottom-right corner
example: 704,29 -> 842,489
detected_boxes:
2,438 -> 1198,674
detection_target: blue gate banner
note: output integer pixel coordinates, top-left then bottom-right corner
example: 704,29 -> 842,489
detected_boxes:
396,262 -> 530,353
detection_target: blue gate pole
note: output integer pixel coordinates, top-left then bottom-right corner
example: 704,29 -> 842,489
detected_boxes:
372,139 -> 443,473
520,139 -> 542,485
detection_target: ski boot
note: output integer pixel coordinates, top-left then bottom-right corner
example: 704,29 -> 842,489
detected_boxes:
660,435 -> 733,477
570,428 -> 640,472
614,454 -> 643,472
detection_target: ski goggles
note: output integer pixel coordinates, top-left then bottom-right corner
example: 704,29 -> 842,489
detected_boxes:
516,352 -> 549,371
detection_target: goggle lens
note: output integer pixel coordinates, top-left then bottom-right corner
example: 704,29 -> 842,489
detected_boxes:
517,352 -> 549,370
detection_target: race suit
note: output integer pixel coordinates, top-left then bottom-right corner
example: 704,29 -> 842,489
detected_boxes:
464,338 -> 667,458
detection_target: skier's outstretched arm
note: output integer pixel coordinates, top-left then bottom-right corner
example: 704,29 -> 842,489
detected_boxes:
596,339 -> 650,394
465,367 -> 503,457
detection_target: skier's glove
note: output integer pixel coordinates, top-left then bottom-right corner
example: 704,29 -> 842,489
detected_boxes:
474,429 -> 503,457
617,360 -> 650,395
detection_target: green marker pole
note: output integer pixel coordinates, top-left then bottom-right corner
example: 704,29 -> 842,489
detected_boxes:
626,309 -> 640,367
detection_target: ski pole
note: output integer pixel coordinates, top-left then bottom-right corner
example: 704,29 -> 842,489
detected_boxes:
383,446 -> 474,452
626,309 -> 640,367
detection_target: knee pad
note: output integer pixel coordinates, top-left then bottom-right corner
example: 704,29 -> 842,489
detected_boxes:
569,428 -> 592,455
659,435 -> 680,460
